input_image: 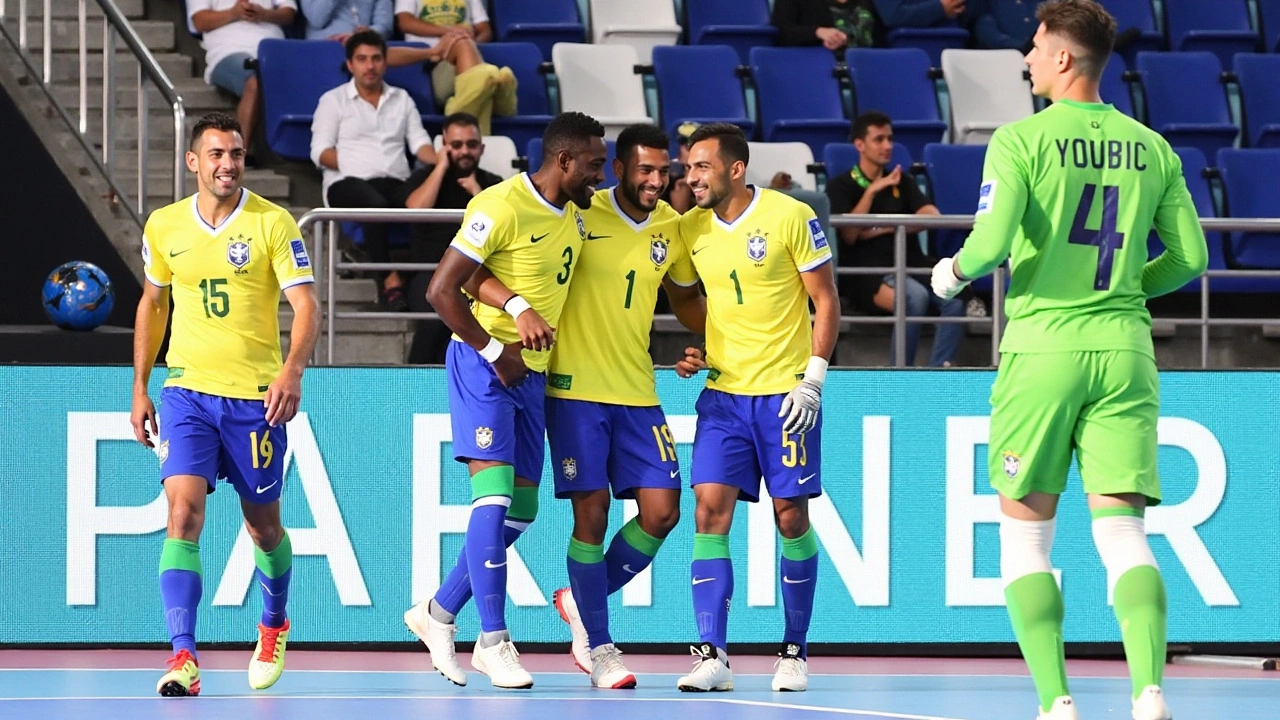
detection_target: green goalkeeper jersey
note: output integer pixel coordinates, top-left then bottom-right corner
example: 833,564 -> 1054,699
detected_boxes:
955,99 -> 1209,357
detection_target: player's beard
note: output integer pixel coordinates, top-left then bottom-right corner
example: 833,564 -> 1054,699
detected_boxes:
693,174 -> 729,210
205,169 -> 240,200
621,177 -> 663,213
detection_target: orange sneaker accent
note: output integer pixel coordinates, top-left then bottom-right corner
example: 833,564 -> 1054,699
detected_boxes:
256,619 -> 290,662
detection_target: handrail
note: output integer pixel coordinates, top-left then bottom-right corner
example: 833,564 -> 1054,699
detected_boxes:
297,210 -> 1280,369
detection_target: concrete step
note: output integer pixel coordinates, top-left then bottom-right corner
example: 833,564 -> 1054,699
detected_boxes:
85,112 -> 198,150
41,0 -> 146,18
49,51 -> 192,82
118,169 -> 290,202
52,78 -> 228,112
281,308 -> 416,334
334,277 -> 378,304
7,18 -> 175,53
283,330 -> 410,365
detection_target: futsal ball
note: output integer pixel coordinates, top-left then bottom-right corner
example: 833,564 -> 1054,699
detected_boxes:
42,261 -> 115,331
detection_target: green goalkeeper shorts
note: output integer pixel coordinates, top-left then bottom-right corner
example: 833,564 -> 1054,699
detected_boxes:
988,350 -> 1161,505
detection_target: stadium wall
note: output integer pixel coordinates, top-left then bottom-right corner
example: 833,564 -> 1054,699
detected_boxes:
2,366 -> 1276,653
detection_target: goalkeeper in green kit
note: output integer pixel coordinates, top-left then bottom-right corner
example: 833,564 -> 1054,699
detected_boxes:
930,2 -> 1208,719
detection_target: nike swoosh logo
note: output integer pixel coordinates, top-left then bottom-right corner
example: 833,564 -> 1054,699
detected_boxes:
530,233 -> 549,243
798,474 -> 815,485
691,247 -> 706,255
484,559 -> 507,569
623,564 -> 639,575
691,577 -> 715,585
255,481 -> 279,494
586,232 -> 611,240
259,579 -> 284,596
169,248 -> 192,257
669,470 -> 679,478
782,576 -> 811,585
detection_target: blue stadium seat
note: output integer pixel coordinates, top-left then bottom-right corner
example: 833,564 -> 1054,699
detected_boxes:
1163,0 -> 1259,69
883,26 -> 968,69
845,48 -> 947,159
525,138 -> 618,188
921,143 -> 986,263
1136,52 -> 1239,163
476,42 -> 555,153
1217,148 -> 1280,270
684,0 -> 778,64
821,142 -> 913,182
1100,0 -> 1164,65
749,47 -> 850,158
257,39 -> 346,162
384,44 -> 445,133
490,0 -> 586,61
1099,55 -> 1135,118
1260,0 -> 1280,52
1233,54 -> 1280,149
652,46 -> 753,149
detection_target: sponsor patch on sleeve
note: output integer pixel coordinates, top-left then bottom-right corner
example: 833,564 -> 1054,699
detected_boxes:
808,218 -> 829,251
290,239 -> 311,269
976,180 -> 997,215
462,210 -> 495,247
140,236 -> 152,266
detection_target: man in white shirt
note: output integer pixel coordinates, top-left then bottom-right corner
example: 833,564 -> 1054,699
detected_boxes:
311,30 -> 439,310
188,0 -> 297,157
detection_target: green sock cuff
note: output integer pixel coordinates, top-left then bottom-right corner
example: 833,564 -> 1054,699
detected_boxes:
693,533 -> 731,560
567,537 -> 605,564
159,538 -> 202,575
781,527 -> 819,561
619,518 -> 664,557
1091,506 -> 1145,520
508,485 -> 539,522
470,465 -> 516,502
253,530 -> 293,579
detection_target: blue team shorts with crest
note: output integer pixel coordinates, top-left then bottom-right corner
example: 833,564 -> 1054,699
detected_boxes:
690,388 -> 823,502
545,397 -> 682,500
446,339 -> 547,482
158,386 -> 288,503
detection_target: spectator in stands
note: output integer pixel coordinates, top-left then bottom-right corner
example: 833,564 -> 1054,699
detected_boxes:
661,122 -> 698,214
188,0 -> 298,160
301,0 -> 394,41
402,112 -> 503,363
393,0 -> 515,135
311,30 -> 438,311
875,0 -> 966,30
966,0 -> 1044,51
826,111 -> 964,367
772,0 -> 883,51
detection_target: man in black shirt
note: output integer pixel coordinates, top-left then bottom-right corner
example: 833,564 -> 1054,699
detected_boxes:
403,112 -> 503,364
826,111 -> 964,366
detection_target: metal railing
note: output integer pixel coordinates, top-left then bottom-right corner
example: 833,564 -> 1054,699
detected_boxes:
296,209 -> 1280,368
0,0 -> 185,224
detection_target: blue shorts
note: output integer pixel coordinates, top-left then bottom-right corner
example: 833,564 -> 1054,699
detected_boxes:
210,52 -> 254,97
690,388 -> 823,502
158,386 -> 287,504
546,397 -> 682,500
446,339 -> 547,482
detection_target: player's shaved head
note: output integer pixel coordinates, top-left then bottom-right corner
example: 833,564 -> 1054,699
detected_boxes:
1036,0 -> 1116,80
189,112 -> 242,151
688,122 -> 750,168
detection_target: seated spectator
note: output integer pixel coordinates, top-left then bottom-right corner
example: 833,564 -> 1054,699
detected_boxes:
403,112 -> 503,363
661,122 -> 698,214
188,0 -> 297,159
826,111 -> 964,367
874,0 -> 965,29
393,0 -> 515,135
966,0 -> 1043,51
300,0 -> 394,41
310,30 -> 438,311
772,0 -> 882,51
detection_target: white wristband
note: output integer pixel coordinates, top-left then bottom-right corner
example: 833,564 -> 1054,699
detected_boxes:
503,295 -> 532,319
804,356 -> 829,386
478,336 -> 503,363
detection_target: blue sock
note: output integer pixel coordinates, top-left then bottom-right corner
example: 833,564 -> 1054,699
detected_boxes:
435,522 -> 524,617
691,533 -> 733,651
604,518 -> 665,595
780,529 -> 820,658
567,538 -> 610,649
254,531 -> 292,629
465,502 -> 510,632
158,538 -> 202,658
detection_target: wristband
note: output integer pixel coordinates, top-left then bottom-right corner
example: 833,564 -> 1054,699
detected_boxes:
478,336 -> 503,363
503,295 -> 532,319
804,356 -> 829,386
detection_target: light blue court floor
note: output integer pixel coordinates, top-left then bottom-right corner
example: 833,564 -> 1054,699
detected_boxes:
0,651 -> 1274,720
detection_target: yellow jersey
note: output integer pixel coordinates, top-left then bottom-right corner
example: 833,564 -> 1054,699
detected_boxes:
141,190 -> 314,400
546,188 -> 698,406
680,187 -> 832,395
450,173 -> 587,373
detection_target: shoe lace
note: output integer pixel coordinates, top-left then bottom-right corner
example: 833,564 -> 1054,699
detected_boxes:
437,621 -> 459,659
256,625 -> 284,663
167,650 -> 195,672
595,646 -> 627,675
687,645 -> 715,673
496,640 -> 523,669
773,656 -> 804,676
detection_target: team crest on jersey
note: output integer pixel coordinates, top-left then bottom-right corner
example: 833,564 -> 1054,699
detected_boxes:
574,210 -> 586,239
650,233 -> 668,268
561,457 -> 578,481
227,236 -> 251,273
746,229 -> 768,264
1002,451 -> 1021,478
475,426 -> 494,450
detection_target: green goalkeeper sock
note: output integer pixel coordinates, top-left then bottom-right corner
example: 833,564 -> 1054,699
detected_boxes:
1005,572 -> 1069,712
1113,565 -> 1167,698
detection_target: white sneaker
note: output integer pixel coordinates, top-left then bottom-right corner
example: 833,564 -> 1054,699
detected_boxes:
589,643 -> 637,689
553,587 -> 591,674
471,637 -> 534,689
771,643 -> 808,692
403,602 -> 467,686
1132,685 -> 1172,720
676,643 -> 733,692
1038,696 -> 1080,720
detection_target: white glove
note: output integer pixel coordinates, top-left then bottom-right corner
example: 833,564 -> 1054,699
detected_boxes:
779,357 -> 827,434
931,256 -> 970,300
